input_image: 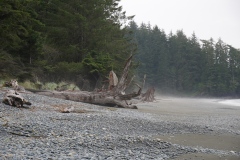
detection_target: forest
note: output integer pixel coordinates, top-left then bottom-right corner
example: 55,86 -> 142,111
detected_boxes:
0,0 -> 135,89
1,0 -> 240,96
129,21 -> 240,96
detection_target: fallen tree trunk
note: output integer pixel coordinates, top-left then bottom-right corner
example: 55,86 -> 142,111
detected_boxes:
2,55 -> 141,109
36,55 -> 141,109
37,89 -> 139,109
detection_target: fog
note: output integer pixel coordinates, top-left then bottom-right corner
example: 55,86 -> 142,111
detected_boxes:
153,90 -> 240,108
137,93 -> 240,117
219,99 -> 240,107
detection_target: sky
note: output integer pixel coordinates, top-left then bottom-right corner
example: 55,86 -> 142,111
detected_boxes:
119,0 -> 240,49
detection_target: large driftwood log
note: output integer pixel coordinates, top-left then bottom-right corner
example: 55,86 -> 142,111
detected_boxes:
37,55 -> 141,109
37,90 -> 139,109
2,90 -> 31,107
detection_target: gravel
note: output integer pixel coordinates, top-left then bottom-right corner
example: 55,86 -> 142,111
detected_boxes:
0,90 -> 239,159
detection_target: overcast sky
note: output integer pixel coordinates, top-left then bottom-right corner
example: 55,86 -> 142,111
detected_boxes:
119,0 -> 240,49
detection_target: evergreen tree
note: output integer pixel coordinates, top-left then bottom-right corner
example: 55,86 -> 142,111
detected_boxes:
130,21 -> 240,96
35,0 -> 133,84
212,39 -> 231,95
169,30 -> 189,91
186,32 -> 202,91
228,45 -> 240,94
0,0 -> 43,63
200,38 -> 215,94
0,0 -> 43,80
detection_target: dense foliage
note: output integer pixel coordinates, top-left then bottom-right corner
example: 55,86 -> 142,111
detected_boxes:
128,21 -> 240,96
0,0 -> 134,88
2,1 -> 240,96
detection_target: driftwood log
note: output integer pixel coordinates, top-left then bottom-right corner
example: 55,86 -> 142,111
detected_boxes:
37,55 -> 141,109
4,79 -> 25,92
37,89 -> 139,109
2,90 -> 31,107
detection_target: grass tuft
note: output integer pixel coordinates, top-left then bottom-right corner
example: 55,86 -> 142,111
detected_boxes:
42,82 -> 58,90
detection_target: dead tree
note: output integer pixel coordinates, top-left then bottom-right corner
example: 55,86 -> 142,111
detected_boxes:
141,87 -> 155,102
37,55 -> 141,109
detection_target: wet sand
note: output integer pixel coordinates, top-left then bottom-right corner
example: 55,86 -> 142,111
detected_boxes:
138,96 -> 240,116
137,96 -> 240,159
158,134 -> 240,160
176,153 -> 239,160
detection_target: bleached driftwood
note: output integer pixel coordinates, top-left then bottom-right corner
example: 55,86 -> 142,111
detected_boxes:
2,90 -> 31,107
37,55 -> 141,109
108,70 -> 118,90
4,79 -> 25,92
37,89 -> 139,109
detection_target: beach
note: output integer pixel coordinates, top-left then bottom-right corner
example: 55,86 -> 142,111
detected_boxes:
138,96 -> 240,159
0,91 -> 239,159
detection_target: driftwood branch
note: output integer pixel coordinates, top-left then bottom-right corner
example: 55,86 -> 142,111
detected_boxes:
113,55 -> 133,94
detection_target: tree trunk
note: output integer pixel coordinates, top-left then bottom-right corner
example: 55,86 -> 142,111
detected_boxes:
140,87 -> 155,102
37,90 -> 139,109
36,55 -> 141,109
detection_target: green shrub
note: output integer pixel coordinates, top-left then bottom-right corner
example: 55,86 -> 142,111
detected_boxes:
42,82 -> 58,90
55,81 -> 80,91
20,80 -> 38,89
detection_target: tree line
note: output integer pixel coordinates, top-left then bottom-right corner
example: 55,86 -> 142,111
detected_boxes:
0,0 -> 134,89
1,1 -> 240,96
128,21 -> 240,96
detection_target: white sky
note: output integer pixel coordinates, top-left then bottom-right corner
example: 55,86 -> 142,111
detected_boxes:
119,0 -> 240,49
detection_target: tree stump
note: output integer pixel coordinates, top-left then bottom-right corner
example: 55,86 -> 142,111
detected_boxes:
141,87 -> 155,102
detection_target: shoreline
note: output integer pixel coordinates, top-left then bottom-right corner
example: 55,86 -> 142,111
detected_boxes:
137,96 -> 240,159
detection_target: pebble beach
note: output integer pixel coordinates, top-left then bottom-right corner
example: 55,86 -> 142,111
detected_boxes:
0,90 -> 240,159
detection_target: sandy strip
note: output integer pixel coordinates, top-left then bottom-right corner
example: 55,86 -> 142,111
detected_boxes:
137,96 -> 240,159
